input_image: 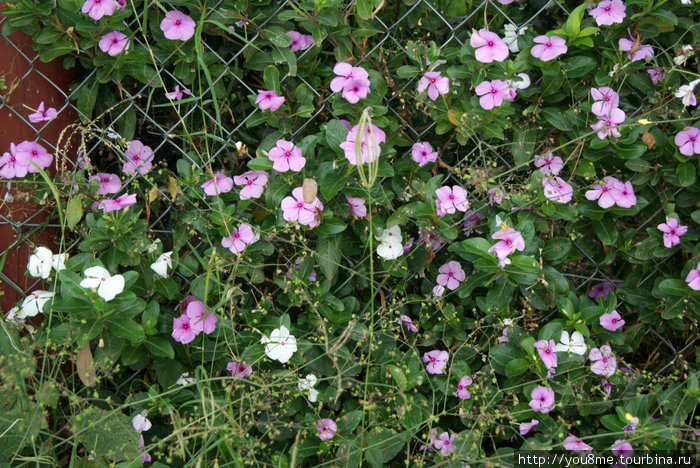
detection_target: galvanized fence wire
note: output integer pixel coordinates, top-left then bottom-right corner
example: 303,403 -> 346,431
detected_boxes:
0,0 -> 692,387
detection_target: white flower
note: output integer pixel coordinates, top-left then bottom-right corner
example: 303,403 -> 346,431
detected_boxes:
176,372 -> 195,386
377,238 -> 403,260
554,331 -> 587,355
497,257 -> 512,269
264,325 -> 298,364
19,290 -> 54,318
298,374 -> 319,402
681,0 -> 690,4
5,306 -> 23,324
132,411 -> 152,432
375,225 -> 402,244
503,24 -> 527,53
675,79 -> 699,107
150,251 -> 173,278
79,266 -> 125,302
27,247 -> 53,279
52,253 -> 66,272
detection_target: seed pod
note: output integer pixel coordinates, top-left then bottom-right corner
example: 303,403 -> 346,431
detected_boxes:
302,178 -> 318,203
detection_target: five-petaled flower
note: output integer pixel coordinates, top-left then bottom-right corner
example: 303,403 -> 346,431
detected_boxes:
317,418 -> 337,440
80,266 -> 125,302
455,375 -> 472,400
27,246 -> 65,279
227,360 -> 253,379
589,0 -> 626,26
160,10 -> 196,41
589,345 -> 617,377
28,101 -> 58,123
81,0 -> 118,21
201,171 -> 234,196
281,187 -> 324,227
150,251 -> 173,278
346,196 -> 367,218
674,127 -> 700,156
340,123 -> 386,165
657,217 -> 688,248
423,349 -> 449,374
264,325 -> 298,363
330,62 -> 371,104
531,35 -> 568,61
618,33 -> 654,62
435,185 -> 469,215
255,90 -> 285,111
18,291 -> 54,319
234,170 -> 269,199
555,331 -> 587,355
563,434 -> 593,451
90,173 -> 122,194
436,261 -> 466,290
534,153 -> 563,175
123,140 -> 154,175
98,31 -> 130,56
470,29 -> 509,63
288,31 -> 314,52
268,140 -> 306,172
165,85 -> 192,101
186,297 -> 217,334
475,79 -> 509,110
411,141 -> 438,167
417,72 -> 450,101
535,339 -> 558,369
132,411 -> 152,433
600,310 -> 625,331
222,223 -> 258,254
685,262 -> 700,291
529,385 -> 555,413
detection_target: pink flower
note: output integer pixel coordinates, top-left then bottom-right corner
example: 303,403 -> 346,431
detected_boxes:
611,440 -> 633,457
600,310 -> 625,331
400,315 -> 418,332
542,176 -> 573,203
529,386 -> 555,413
186,298 -> 216,334
435,185 -> 469,215
423,350 -> 449,374
498,328 -> 510,343
165,85 -> 192,101
647,68 -> 665,84
339,123 -> 386,165
488,227 -> 525,260
432,284 -> 445,297
201,172 -> 234,196
317,418 -> 337,440
160,10 -> 196,41
15,141 -> 52,173
585,176 -> 620,209
534,153 -> 563,175
470,29 -> 509,63
417,72 -> 450,101
98,31 -> 130,56
28,102 -> 57,123
589,0 -> 626,26
434,432 -> 456,456
519,420 -> 539,435
138,435 -> 151,463
411,141 -> 438,166
96,193 -> 137,213
589,281 -> 617,300
475,79 -> 509,110
288,30 -> 313,52
590,345 -> 617,377
686,262 -> 700,291
221,223 -> 257,254
619,35 -> 654,62
590,108 -> 625,139
531,35 -> 568,61
657,217 -> 688,248
488,187 -> 504,205
674,127 -> 700,156
226,360 -> 253,379
591,87 -> 620,118
436,261 -> 466,290
330,62 -> 370,94
341,79 -> 370,104
563,434 -> 593,451
610,180 -> 636,208
455,375 -> 472,400
233,170 -> 268,199
123,140 -> 154,175
81,0 -> 117,21
346,196 -> 367,217
281,187 -> 323,227
268,140 -> 306,172
90,173 -> 122,194
172,314 -> 196,344
0,143 -> 30,178
255,90 -> 285,111
534,339 -> 558,369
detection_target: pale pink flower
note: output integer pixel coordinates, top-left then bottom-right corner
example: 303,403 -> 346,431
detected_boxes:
123,140 -> 154,175
534,339 -> 558,369
531,35 -> 568,61
340,123 -> 386,165
221,223 -> 257,254
498,328 -> 510,343
172,314 -> 196,344
160,10 -> 196,41
400,315 -> 418,332
520,420 -> 539,435
268,140 -> 305,172
470,29 -> 509,63
455,375 -> 472,400
600,310 -> 625,331
317,419 -> 337,440
542,176 -> 573,203
233,170 -> 268,199
674,127 -> 700,156
475,79 -> 509,110
330,62 -> 370,94
90,173 -> 122,194
98,31 -> 130,56
589,281 -> 617,300
611,440 -> 633,457
619,35 -> 654,62
342,79 -> 370,104
434,432 -> 455,456
610,179 -> 636,208
423,350 -> 449,374
0,143 -> 30,178
201,172 -> 234,195
81,0 -> 117,21
585,176 -> 620,208
488,227 -> 525,260
591,108 -> 625,139
185,297 -> 216,334
436,261 -> 466,290
27,101 -> 57,123
657,217 -> 688,248
255,90 -> 285,111
346,196 -> 367,217
488,187 -> 504,205
529,386 -> 555,413
435,185 -> 469,215
686,262 -> 700,291
96,193 -> 136,213
590,345 -> 617,377
288,30 -> 314,52
534,153 -> 563,175
15,141 -> 52,173
563,434 -> 593,451
417,72 -> 450,101
589,0 -> 626,26
591,87 -> 620,117
227,360 -> 253,379
601,379 -> 613,397
675,79 -> 699,107
165,85 -> 192,101
432,284 -> 445,297
411,141 -> 438,166
281,187 -> 323,227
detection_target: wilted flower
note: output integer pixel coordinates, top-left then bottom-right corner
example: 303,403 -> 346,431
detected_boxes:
288,30 -> 314,52
346,196 -> 367,218
520,420 -> 539,435
340,123 -> 386,165
675,79 -> 699,107
503,24 -> 527,53
27,101 -> 57,123
647,68 -> 665,84
19,290 -> 54,319
611,440 -> 634,457
619,33 -> 654,62
95,193 -> 137,213
399,315 -> 418,332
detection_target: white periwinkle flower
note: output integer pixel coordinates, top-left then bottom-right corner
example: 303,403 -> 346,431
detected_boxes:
5,306 -> 22,324
19,290 -> 54,318
79,266 -> 125,302
675,79 -> 699,107
298,374 -> 319,402
176,372 -> 195,386
264,325 -> 298,364
503,23 -> 528,53
150,251 -> 173,278
27,246 -> 65,279
376,226 -> 404,260
132,411 -> 152,433
554,331 -> 587,355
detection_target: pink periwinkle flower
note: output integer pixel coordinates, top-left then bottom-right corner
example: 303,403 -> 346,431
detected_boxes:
498,328 -> 510,343
90,173 -> 122,195
255,90 -> 285,112
281,187 -> 323,227
432,284 -> 445,298
28,102 -> 58,123
340,123 -> 386,165
488,227 -> 525,260
221,223 -> 257,254
226,360 -> 252,379
417,72 -> 450,101
563,434 -> 593,451
234,170 -> 269,200
423,350 -> 449,374
116,0 -> 125,10
288,30 -> 314,52
433,432 -> 456,457
590,345 -> 617,377
589,0 -> 626,26
411,141 -> 438,167
591,108 -> 626,139
201,171 -> 234,196
591,87 -> 620,118
160,10 -> 196,41
436,261 -> 466,290
346,196 -> 367,218
475,79 -> 509,110
0,143 -> 30,179
534,339 -> 558,370
520,420 -> 539,435
534,153 -> 563,175
589,281 -> 617,300
657,217 -> 688,248
542,176 -> 573,203
435,185 -> 469,215
165,85 -> 192,101
123,140 -> 154,176
531,35 -> 568,61
585,176 -> 620,209
686,262 -> 700,291
611,440 -> 634,457
600,310 -> 625,331
268,139 -> 305,172
15,141 -> 52,173
674,127 -> 700,157
488,187 -> 504,205
647,68 -> 665,84
470,29 -> 509,63
619,35 -> 654,62
172,314 -> 196,344
529,386 -> 555,414
610,179 -> 636,208
455,375 -> 473,400
317,418 -> 337,440
186,298 -> 216,334
81,0 -> 117,21
400,315 -> 418,332
330,62 -> 371,104
98,31 -> 130,56
96,193 -> 137,213
342,79 -> 371,104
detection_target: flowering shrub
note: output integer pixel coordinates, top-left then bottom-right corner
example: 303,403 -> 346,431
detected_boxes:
2,0 -> 700,466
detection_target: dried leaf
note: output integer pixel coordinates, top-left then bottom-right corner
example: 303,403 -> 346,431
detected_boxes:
168,176 -> 183,201
76,343 -> 97,387
641,131 -> 656,149
302,178 -> 318,203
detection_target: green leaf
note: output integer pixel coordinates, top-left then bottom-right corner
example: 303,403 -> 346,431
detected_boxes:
66,195 -> 84,230
326,120 -> 349,150
593,218 -> 618,244
565,3 -> 586,35
563,55 -> 597,78
248,156 -> 274,171
75,406 -> 139,461
658,279 -> 688,296
505,358 -> 530,377
396,65 -> 420,77
542,107 -> 572,131
263,65 -> 280,94
106,319 -> 145,345
320,170 -> 346,200
649,9 -> 677,26
512,128 -> 536,167
615,143 -> 647,159
676,161 -> 696,187
144,336 -> 175,359
315,219 -> 347,235
355,0 -> 375,20
316,235 -> 341,280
